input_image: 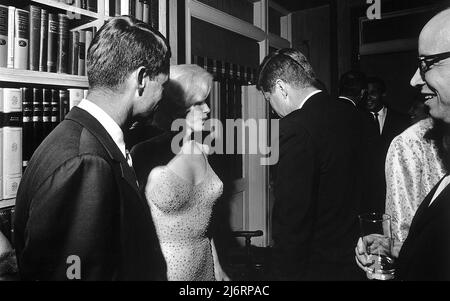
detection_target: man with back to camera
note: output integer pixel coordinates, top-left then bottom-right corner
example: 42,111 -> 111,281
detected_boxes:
13,16 -> 171,280
257,48 -> 365,280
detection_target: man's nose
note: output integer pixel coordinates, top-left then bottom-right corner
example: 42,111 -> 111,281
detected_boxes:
203,104 -> 210,114
410,68 -> 425,87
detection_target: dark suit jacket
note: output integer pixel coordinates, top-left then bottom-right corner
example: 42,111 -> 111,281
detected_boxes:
272,92 -> 365,280
14,107 -> 167,280
363,108 -> 410,213
396,176 -> 450,281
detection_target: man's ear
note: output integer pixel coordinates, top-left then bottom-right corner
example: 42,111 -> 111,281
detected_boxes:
137,67 -> 147,96
275,79 -> 288,98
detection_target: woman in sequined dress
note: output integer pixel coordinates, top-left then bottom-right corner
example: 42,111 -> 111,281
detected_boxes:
131,64 -> 230,281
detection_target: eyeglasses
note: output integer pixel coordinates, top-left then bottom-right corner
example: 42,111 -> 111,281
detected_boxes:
418,51 -> 450,77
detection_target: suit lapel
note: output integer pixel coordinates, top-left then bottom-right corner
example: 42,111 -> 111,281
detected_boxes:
65,107 -> 142,197
408,175 -> 449,236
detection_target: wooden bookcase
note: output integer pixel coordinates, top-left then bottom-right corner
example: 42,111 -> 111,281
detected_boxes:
170,0 -> 292,247
0,0 -> 168,209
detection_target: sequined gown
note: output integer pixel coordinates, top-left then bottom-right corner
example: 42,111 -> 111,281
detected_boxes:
145,156 -> 223,281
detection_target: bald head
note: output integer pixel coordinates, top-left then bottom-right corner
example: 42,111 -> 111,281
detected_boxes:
419,8 -> 450,54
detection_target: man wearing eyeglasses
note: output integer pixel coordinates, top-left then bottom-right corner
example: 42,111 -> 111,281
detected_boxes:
356,8 -> 450,280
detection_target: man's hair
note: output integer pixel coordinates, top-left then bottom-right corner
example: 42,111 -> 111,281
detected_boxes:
256,48 -> 316,92
339,70 -> 367,98
87,16 -> 171,91
152,64 -> 213,131
367,76 -> 386,94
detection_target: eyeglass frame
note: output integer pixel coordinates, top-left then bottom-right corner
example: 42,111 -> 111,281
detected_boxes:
418,51 -> 450,77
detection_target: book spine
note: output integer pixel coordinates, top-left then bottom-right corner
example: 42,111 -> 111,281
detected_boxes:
68,89 -> 83,109
129,0 -> 136,17
2,88 -> 23,200
59,89 -> 69,121
0,5 -> 8,68
0,88 -> 3,201
81,0 -> 88,10
47,13 -> 58,73
7,6 -> 14,68
150,0 -> 159,30
21,87 -> 33,171
77,30 -> 86,76
115,0 -> 121,16
87,0 -> 98,12
42,88 -> 52,139
51,89 -> 59,130
56,14 -> 69,74
85,29 -> 93,73
32,88 -> 43,153
38,9 -> 48,72
28,5 -> 41,71
136,0 -> 143,21
68,31 -> 79,75
143,0 -> 149,23
14,9 -> 29,70
74,0 -> 81,8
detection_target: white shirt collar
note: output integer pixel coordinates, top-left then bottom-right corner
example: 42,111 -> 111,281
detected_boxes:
339,96 -> 356,107
374,106 -> 387,116
299,90 -> 322,109
77,99 -> 127,159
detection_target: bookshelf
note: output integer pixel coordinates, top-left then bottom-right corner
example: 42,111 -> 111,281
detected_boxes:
31,0 -> 101,19
0,0 -> 167,212
0,198 -> 15,209
0,67 -> 88,88
175,0 -> 292,248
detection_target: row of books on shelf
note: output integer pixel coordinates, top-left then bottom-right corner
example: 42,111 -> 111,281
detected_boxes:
58,0 -> 98,12
0,86 -> 87,202
0,4 -> 96,75
110,0 -> 159,27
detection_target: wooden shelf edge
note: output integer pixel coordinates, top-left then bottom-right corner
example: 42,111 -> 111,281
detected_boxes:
190,0 -> 266,42
0,68 -> 89,88
32,0 -> 100,19
0,198 -> 15,209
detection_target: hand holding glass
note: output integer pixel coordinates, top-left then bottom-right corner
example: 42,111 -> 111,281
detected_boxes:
358,213 -> 395,280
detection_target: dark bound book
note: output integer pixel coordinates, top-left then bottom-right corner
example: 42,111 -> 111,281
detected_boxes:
27,5 -> 41,71
32,88 -> 43,153
129,0 -> 136,17
68,31 -> 79,75
38,9 -> 48,72
42,88 -> 52,139
21,87 -> 33,171
150,0 -> 159,29
51,89 -> 60,130
77,30 -> 85,75
0,5 -> 8,68
59,89 -> 69,122
47,13 -> 58,73
56,14 -> 69,74
87,0 -> 97,12
81,0 -> 88,10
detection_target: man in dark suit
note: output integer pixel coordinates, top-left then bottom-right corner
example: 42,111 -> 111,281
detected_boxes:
362,77 -> 410,213
14,16 -> 171,280
356,9 -> 450,280
257,48 -> 365,280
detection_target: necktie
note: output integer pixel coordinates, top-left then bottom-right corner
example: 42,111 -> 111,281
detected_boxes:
373,112 -> 381,134
125,149 -> 133,168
